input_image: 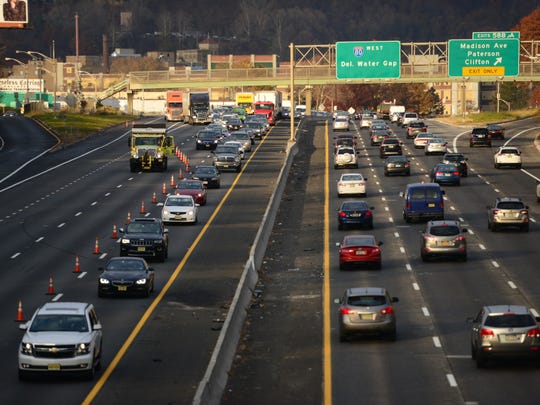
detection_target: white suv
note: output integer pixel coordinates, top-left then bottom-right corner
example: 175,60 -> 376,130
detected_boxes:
400,112 -> 419,127
334,146 -> 358,169
18,302 -> 103,380
494,146 -> 522,169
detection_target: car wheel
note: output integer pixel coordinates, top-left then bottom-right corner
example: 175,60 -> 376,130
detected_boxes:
338,223 -> 343,231
469,143 -> 474,147
236,166 -> 241,173
421,252 -> 428,262
384,171 -> 389,177
476,350 -> 487,368
517,164 -> 522,169
339,263 -> 345,271
460,253 -> 467,262
18,369 -> 31,381
494,163 -> 500,169
84,358 -> 96,380
522,223 -> 529,232
367,223 -> 374,230
158,252 -> 166,262
387,328 -> 397,341
471,342 -> 477,360
339,332 -> 348,342
491,223 -> 497,232
406,170 -> 410,176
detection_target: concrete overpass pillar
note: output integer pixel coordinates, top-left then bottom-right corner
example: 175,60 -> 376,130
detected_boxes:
305,86 -> 312,116
127,91 -> 134,115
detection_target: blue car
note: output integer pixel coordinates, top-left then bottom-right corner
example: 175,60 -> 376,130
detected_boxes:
431,163 -> 461,186
338,200 -> 374,230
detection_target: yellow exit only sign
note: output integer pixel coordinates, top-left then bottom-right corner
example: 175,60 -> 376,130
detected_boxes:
462,67 -> 505,76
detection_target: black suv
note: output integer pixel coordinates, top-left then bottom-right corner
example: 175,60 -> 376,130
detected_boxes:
469,127 -> 491,147
120,218 -> 169,262
442,152 -> 468,176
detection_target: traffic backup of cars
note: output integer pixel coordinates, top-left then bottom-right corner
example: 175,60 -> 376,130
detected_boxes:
333,109 -> 535,353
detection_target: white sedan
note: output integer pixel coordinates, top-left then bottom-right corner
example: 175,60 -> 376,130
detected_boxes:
413,132 -> 434,148
337,173 -> 368,197
161,195 -> 198,224
333,116 -> 350,131
224,140 -> 246,159
424,138 -> 448,155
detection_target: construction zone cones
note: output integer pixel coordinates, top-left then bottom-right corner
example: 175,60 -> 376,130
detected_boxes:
185,160 -> 190,173
112,224 -> 118,239
162,182 -> 167,194
73,256 -> 81,273
140,200 -> 146,214
152,192 -> 157,204
126,211 -> 131,224
178,168 -> 183,180
15,299 -> 25,322
46,275 -> 55,295
170,175 -> 175,188
93,237 -> 100,254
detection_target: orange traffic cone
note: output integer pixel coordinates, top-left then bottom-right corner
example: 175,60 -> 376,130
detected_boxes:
170,175 -> 175,188
93,237 -> 100,254
126,211 -> 131,224
152,192 -> 157,204
73,256 -> 81,273
162,182 -> 167,194
15,299 -> 25,322
140,200 -> 146,214
46,275 -> 55,295
185,160 -> 190,173
178,168 -> 183,179
112,224 -> 118,239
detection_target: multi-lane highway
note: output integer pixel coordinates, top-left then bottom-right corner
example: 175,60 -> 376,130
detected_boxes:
224,115 -> 540,405
0,115 -> 292,404
2,112 -> 540,405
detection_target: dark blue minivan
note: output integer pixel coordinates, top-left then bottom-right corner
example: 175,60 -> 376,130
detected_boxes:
401,183 -> 445,222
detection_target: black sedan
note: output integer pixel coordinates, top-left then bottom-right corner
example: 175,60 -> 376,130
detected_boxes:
337,200 -> 374,230
191,165 -> 221,188
384,155 -> 410,176
98,257 -> 154,297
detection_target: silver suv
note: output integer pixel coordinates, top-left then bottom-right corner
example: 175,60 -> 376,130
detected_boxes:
420,220 -> 467,262
18,302 -> 103,380
487,197 -> 529,232
470,305 -> 540,368
336,287 -> 398,341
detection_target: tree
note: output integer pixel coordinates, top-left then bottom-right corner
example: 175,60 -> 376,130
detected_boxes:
511,6 -> 540,40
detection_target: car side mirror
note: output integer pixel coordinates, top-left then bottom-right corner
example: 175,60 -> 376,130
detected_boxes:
399,192 -> 404,198
98,267 -> 104,271
462,228 -> 468,233
19,322 -> 29,331
334,298 -> 342,304
377,241 -> 383,246
391,297 -> 399,303
163,228 -> 169,233
93,323 -> 103,331
149,267 -> 154,272
466,317 -> 474,323
335,242 -> 341,247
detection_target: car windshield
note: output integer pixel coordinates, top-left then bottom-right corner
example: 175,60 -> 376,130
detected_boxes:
216,146 -> 238,154
106,259 -> 145,271
337,148 -> 354,154
501,149 -> 518,154
342,202 -> 368,211
177,182 -> 201,189
198,132 -> 217,140
344,236 -> 375,246
194,167 -> 216,175
342,174 -> 363,181
436,164 -> 457,171
134,137 -> 160,146
347,295 -> 386,307
126,222 -> 161,233
410,122 -> 425,128
166,197 -> 192,206
484,314 -> 535,328
497,201 -> 525,209
30,315 -> 89,332
444,154 -> 463,161
429,225 -> 460,236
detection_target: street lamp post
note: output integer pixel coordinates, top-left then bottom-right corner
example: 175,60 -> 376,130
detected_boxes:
5,56 -> 29,104
17,49 -> 58,109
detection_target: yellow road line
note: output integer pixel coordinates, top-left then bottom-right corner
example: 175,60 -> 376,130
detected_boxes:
323,121 -> 333,405
82,128 -> 273,404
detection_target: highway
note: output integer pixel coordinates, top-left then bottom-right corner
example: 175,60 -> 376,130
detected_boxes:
224,115 -> 540,405
2,112 -> 540,405
0,117 -> 291,404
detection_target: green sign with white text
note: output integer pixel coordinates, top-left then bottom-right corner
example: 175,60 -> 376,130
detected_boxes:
336,41 -> 401,79
473,31 -> 520,40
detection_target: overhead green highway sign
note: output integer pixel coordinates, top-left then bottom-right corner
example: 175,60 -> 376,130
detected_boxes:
473,31 -> 520,40
448,39 -> 519,77
336,41 -> 401,79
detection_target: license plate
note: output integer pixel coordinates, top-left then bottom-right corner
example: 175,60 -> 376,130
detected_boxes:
118,285 -> 127,291
477,134 -> 485,138
395,164 -> 403,167
360,314 -> 374,320
444,173 -> 451,176
137,246 -> 146,252
440,241 -> 453,246
48,364 -> 61,370
175,215 -> 183,219
350,213 -> 361,217
355,250 -> 366,255
502,334 -> 520,342
427,203 -> 435,207
202,181 -> 208,185
223,165 -> 229,168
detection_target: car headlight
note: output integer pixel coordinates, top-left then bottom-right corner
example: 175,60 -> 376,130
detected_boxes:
163,209 -> 170,215
99,278 -> 110,285
121,238 -> 130,244
21,342 -> 33,355
136,278 -> 147,285
77,343 -> 91,355
187,210 -> 194,215
153,239 -> 163,245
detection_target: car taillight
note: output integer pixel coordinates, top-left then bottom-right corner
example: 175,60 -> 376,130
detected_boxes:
455,235 -> 465,241
435,171 -> 443,176
527,328 -> 540,337
341,307 -> 355,315
492,209 -> 499,215
406,202 -> 411,209
365,210 -> 372,217
453,171 -> 460,176
381,306 -> 394,315
339,211 -> 346,217
439,201 -> 444,208
520,210 -> 528,215
338,182 -> 344,187
480,328 -> 494,337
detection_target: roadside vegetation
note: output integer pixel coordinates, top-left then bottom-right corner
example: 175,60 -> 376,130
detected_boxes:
29,110 -> 136,145
438,108 -> 540,126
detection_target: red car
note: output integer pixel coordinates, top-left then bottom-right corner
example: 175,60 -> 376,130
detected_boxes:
175,179 -> 207,206
338,234 -> 382,270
